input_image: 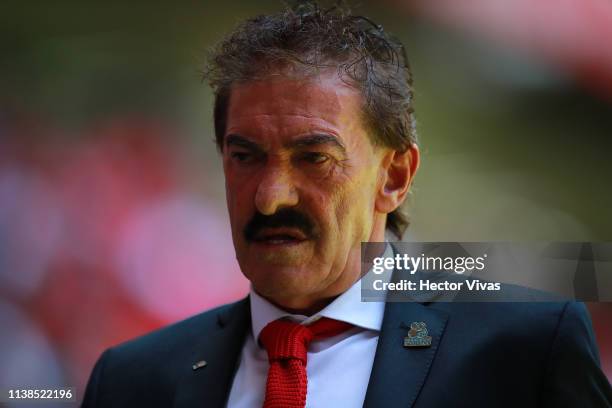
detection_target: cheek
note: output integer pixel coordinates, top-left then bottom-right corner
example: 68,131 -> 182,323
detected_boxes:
224,171 -> 254,224
224,176 -> 237,213
335,171 -> 378,236
322,182 -> 359,235
309,163 -> 369,224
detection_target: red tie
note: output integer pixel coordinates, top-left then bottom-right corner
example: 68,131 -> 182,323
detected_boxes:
259,317 -> 353,408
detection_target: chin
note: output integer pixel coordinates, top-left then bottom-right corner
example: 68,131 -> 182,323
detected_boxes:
236,239 -> 315,268
247,265 -> 318,295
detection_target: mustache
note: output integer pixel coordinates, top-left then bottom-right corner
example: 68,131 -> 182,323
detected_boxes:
243,209 -> 317,241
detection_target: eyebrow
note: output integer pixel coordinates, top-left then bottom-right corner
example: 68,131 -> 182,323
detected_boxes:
225,134 -> 263,152
225,133 -> 346,154
287,134 -> 346,154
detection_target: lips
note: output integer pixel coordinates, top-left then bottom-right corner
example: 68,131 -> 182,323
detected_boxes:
253,227 -> 308,244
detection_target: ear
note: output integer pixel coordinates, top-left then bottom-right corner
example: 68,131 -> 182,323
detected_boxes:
375,144 -> 420,214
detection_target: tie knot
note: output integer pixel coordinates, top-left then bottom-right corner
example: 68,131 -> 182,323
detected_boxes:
259,317 -> 353,363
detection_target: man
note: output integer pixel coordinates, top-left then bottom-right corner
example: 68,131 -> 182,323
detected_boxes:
82,3 -> 612,407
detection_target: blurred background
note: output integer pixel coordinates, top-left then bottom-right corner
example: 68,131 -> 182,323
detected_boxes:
1,0 -> 611,405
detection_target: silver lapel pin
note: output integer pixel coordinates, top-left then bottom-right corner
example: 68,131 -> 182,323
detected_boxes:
403,321 -> 432,348
192,360 -> 208,370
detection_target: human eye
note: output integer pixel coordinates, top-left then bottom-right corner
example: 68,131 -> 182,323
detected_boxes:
299,152 -> 330,165
229,150 -> 259,165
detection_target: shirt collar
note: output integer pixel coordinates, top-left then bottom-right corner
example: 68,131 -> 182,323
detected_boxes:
249,243 -> 392,342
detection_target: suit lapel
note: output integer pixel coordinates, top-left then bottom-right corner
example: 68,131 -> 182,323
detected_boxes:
173,297 -> 250,408
363,301 -> 448,408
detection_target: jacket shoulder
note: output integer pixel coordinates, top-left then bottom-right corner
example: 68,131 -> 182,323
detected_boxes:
430,299 -> 591,355
81,298 -> 250,407
110,298 -> 248,361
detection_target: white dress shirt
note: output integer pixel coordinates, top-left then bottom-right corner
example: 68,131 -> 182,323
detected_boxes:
227,246 -> 391,408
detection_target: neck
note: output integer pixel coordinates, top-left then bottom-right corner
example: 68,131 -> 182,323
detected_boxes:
261,292 -> 342,316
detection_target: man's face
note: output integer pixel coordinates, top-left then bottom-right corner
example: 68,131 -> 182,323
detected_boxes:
222,73 -> 389,311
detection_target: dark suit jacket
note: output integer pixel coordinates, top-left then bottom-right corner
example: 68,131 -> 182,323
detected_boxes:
82,297 -> 612,407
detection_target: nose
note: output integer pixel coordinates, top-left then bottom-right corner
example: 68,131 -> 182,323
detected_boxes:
254,164 -> 299,215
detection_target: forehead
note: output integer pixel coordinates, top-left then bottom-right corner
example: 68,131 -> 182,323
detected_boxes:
225,74 -> 367,140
